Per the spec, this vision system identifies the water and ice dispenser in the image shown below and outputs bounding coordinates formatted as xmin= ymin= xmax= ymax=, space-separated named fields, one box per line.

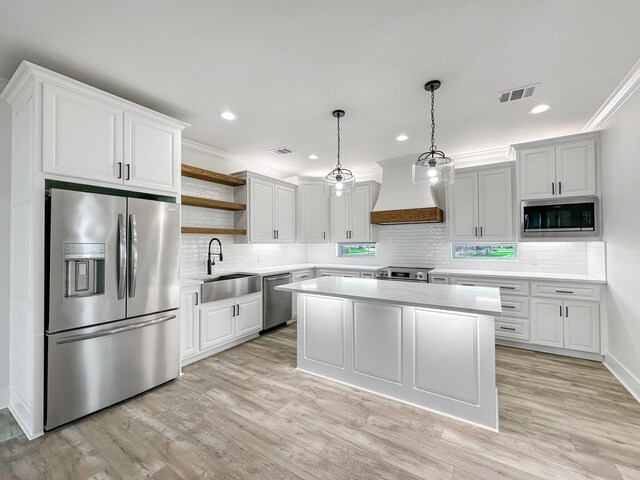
xmin=64 ymin=243 xmax=106 ymax=297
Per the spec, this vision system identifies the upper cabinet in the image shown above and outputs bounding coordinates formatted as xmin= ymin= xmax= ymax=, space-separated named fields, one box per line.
xmin=36 ymin=64 xmax=189 ymax=194
xmin=329 ymin=182 xmax=380 ymax=243
xmin=447 ymin=165 xmax=514 ymax=242
xmin=233 ymin=172 xmax=297 ymax=243
xmin=514 ymin=133 xmax=598 ymax=200
xmin=298 ymin=178 xmax=328 ymax=243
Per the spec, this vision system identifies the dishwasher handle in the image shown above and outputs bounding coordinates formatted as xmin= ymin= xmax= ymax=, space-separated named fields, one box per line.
xmin=265 ymin=274 xmax=292 ymax=282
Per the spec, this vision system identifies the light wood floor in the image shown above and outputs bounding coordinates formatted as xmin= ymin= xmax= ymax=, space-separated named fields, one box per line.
xmin=1 ymin=324 xmax=640 ymax=479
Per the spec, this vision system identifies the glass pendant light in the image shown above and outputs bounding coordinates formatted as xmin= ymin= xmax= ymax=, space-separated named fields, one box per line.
xmin=324 ymin=109 xmax=355 ymax=197
xmin=412 ymin=80 xmax=454 ymax=187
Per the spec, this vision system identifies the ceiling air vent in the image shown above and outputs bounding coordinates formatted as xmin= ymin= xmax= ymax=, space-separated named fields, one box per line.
xmin=269 ymin=146 xmax=294 ymax=156
xmin=498 ymin=83 xmax=539 ymax=103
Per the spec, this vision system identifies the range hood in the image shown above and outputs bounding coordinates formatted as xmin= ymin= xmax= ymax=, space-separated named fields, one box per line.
xmin=371 ymin=156 xmax=445 ymax=224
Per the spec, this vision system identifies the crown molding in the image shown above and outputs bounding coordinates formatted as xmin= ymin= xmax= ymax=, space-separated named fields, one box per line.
xmin=352 ymin=165 xmax=383 ymax=182
xmin=451 ymin=147 xmax=511 ymax=166
xmin=582 ymin=57 xmax=640 ymax=132
xmin=182 ymin=138 xmax=290 ymax=178
xmin=0 ymin=77 xmax=9 ymax=96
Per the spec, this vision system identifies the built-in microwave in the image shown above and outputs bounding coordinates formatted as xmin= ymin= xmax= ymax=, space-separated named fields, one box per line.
xmin=521 ymin=196 xmax=599 ymax=238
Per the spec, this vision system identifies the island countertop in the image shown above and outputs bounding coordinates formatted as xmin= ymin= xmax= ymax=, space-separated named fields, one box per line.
xmin=277 ymin=276 xmax=502 ymax=316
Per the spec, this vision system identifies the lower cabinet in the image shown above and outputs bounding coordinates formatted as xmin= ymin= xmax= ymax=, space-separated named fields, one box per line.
xmin=531 ymin=298 xmax=600 ymax=353
xmin=180 ymin=289 xmax=262 ymax=365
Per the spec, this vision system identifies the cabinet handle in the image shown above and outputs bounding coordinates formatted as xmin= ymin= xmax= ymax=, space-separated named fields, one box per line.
xmin=559 ymin=181 xmax=562 ymax=195
xmin=475 ymin=227 xmax=478 ymax=237
xmin=323 ymin=231 xmax=326 ymax=240
xmin=126 ymin=164 xmax=131 ymax=181
xmin=462 ymin=283 xmax=475 ymax=287
xmin=552 ymin=182 xmax=555 ymax=195
xmin=501 ymin=286 xmax=516 ymax=290
xmin=117 ymin=162 xmax=122 ymax=179
xmin=432 ymin=277 xmax=445 ymax=281
xmin=559 ymin=305 xmax=563 ymax=317
xmin=500 ymin=326 xmax=516 ymax=331
xmin=273 ymin=230 xmax=276 ymax=239
xmin=346 ymin=230 xmax=349 ymax=239
xmin=237 ymin=304 xmax=240 ymax=316
xmin=480 ymin=226 xmax=483 ymax=237
xmin=555 ymin=290 xmax=574 ymax=294
xmin=232 ymin=305 xmax=235 ymax=317
xmin=502 ymin=305 xmax=516 ymax=309
xmin=275 ymin=230 xmax=278 ymax=239
xmin=195 ymin=292 xmax=198 ymax=305
xmin=565 ymin=306 xmax=569 ymax=317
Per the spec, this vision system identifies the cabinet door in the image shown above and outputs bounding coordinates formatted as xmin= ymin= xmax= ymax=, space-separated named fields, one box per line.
xmin=555 ymin=140 xmax=596 ymax=197
xmin=200 ymin=300 xmax=235 ymax=350
xmin=519 ymin=146 xmax=556 ymax=199
xmin=42 ymin=83 xmax=123 ymax=184
xmin=180 ymin=287 xmax=199 ymax=360
xmin=235 ymin=296 xmax=262 ymax=337
xmin=350 ymin=186 xmax=371 ymax=242
xmin=275 ymin=184 xmax=296 ymax=242
xmin=447 ymin=171 xmax=478 ymax=241
xmin=124 ymin=112 xmax=180 ymax=193
xmin=330 ymin=194 xmax=350 ymax=242
xmin=563 ymin=300 xmax=600 ymax=353
xmin=249 ymin=178 xmax=276 ymax=242
xmin=299 ymin=182 xmax=328 ymax=242
xmin=531 ymin=298 xmax=564 ymax=347
xmin=478 ymin=167 xmax=514 ymax=241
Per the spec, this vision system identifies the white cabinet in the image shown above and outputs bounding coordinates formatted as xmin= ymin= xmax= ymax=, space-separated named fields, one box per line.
xmin=179 ymin=285 xmax=200 ymax=359
xmin=447 ymin=166 xmax=514 ymax=242
xmin=298 ymin=179 xmax=328 ymax=242
xmin=234 ymin=295 xmax=262 ymax=336
xmin=200 ymin=299 xmax=235 ymax=350
xmin=123 ymin=112 xmax=180 ymax=192
xmin=41 ymin=76 xmax=187 ymax=194
xmin=516 ymin=134 xmax=597 ymax=200
xmin=329 ymin=182 xmax=379 ymax=243
xmin=531 ymin=297 xmax=600 ymax=353
xmin=235 ymin=173 xmax=297 ymax=243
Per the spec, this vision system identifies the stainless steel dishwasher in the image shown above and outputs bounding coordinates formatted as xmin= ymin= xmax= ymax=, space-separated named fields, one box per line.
xmin=263 ymin=273 xmax=292 ymax=330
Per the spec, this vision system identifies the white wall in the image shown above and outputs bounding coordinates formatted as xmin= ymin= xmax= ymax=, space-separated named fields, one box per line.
xmin=600 ymin=84 xmax=640 ymax=400
xmin=0 ymin=97 xmax=11 ymax=408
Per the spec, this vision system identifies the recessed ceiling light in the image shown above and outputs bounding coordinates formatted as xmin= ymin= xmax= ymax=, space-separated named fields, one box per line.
xmin=308 ymin=154 xmax=318 ymax=160
xmin=219 ymin=111 xmax=237 ymax=120
xmin=396 ymin=134 xmax=409 ymax=142
xmin=529 ymin=104 xmax=550 ymax=114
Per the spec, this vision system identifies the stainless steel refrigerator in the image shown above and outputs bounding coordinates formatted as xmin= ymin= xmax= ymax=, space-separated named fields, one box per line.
xmin=45 ymin=187 xmax=181 ymax=430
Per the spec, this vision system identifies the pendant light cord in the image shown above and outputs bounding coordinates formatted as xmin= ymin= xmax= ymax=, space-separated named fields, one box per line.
xmin=430 ymin=87 xmax=437 ymax=153
xmin=336 ymin=114 xmax=341 ymax=169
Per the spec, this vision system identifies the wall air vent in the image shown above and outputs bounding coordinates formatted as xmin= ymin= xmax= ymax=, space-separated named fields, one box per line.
xmin=498 ymin=83 xmax=539 ymax=103
xmin=269 ymin=147 xmax=294 ymax=156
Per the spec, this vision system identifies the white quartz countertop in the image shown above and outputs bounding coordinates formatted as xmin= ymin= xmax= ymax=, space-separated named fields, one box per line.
xmin=429 ymin=268 xmax=607 ymax=284
xmin=277 ymin=277 xmax=502 ymax=316
xmin=181 ymin=263 xmax=386 ymax=286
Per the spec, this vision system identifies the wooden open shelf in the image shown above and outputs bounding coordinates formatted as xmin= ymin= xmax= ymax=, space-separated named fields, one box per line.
xmin=181 ymin=227 xmax=246 ymax=235
xmin=181 ymin=164 xmax=246 ymax=187
xmin=181 ymin=195 xmax=246 ymax=211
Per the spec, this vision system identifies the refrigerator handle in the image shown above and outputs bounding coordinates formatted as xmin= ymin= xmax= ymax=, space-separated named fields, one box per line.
xmin=129 ymin=213 xmax=138 ymax=298
xmin=56 ymin=314 xmax=176 ymax=344
xmin=117 ymin=214 xmax=127 ymax=299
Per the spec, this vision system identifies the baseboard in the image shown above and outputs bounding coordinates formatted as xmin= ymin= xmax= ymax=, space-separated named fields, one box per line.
xmin=604 ymin=353 xmax=640 ymax=404
xmin=0 ymin=386 xmax=8 ymax=409
xmin=496 ymin=339 xmax=604 ymax=361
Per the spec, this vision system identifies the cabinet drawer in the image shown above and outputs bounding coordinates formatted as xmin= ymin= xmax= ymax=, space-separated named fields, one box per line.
xmin=500 ymin=295 xmax=529 ymax=318
xmin=453 ymin=277 xmax=530 ymax=296
xmin=293 ymin=270 xmax=314 ymax=281
xmin=495 ymin=320 xmax=530 ymax=342
xmin=531 ymin=282 xmax=601 ymax=301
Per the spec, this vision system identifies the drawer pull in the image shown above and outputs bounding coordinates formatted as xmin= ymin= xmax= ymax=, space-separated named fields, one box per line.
xmin=462 ymin=283 xmax=475 ymax=287
xmin=502 ymin=305 xmax=516 ymax=309
xmin=555 ymin=290 xmax=574 ymax=294
xmin=500 ymin=326 xmax=516 ymax=331
xmin=432 ymin=277 xmax=445 ymax=281
xmin=500 ymin=286 xmax=516 ymax=290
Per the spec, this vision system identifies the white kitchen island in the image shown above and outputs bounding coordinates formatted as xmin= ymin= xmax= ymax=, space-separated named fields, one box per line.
xmin=277 ymin=277 xmax=503 ymax=430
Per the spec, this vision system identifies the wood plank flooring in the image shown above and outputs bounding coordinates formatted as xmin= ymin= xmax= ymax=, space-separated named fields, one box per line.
xmin=1 ymin=323 xmax=640 ymax=479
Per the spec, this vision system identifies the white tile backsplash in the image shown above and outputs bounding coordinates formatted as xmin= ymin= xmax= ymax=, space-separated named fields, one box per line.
xmin=179 ymin=176 xmax=606 ymax=278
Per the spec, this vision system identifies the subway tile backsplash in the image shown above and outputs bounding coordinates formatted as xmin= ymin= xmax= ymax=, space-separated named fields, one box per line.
xmin=180 ymin=177 xmax=606 ymax=277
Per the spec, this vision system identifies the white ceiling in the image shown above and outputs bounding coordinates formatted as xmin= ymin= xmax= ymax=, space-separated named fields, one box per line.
xmin=1 ymin=1 xmax=639 ymax=177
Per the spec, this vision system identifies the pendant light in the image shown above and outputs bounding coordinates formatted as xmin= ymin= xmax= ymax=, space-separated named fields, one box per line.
xmin=324 ymin=109 xmax=355 ymax=197
xmin=412 ymin=80 xmax=454 ymax=187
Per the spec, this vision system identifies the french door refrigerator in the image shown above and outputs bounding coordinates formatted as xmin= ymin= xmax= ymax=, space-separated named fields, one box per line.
xmin=45 ymin=187 xmax=180 ymax=430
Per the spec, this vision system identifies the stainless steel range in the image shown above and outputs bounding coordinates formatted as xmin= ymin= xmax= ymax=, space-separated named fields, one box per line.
xmin=375 ymin=266 xmax=434 ymax=282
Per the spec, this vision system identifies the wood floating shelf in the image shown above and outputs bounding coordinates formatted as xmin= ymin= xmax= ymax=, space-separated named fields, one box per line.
xmin=181 ymin=195 xmax=246 ymax=211
xmin=181 ymin=227 xmax=246 ymax=235
xmin=181 ymin=164 xmax=246 ymax=187
xmin=370 ymin=207 xmax=444 ymax=225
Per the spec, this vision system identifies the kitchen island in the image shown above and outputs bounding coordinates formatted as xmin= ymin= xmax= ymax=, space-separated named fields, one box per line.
xmin=277 ymin=276 xmax=502 ymax=430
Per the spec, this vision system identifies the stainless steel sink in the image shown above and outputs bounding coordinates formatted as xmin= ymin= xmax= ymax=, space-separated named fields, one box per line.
xmin=195 ymin=273 xmax=261 ymax=303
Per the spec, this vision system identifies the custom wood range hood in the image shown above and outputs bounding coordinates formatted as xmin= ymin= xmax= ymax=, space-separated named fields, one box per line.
xmin=371 ymin=156 xmax=445 ymax=225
